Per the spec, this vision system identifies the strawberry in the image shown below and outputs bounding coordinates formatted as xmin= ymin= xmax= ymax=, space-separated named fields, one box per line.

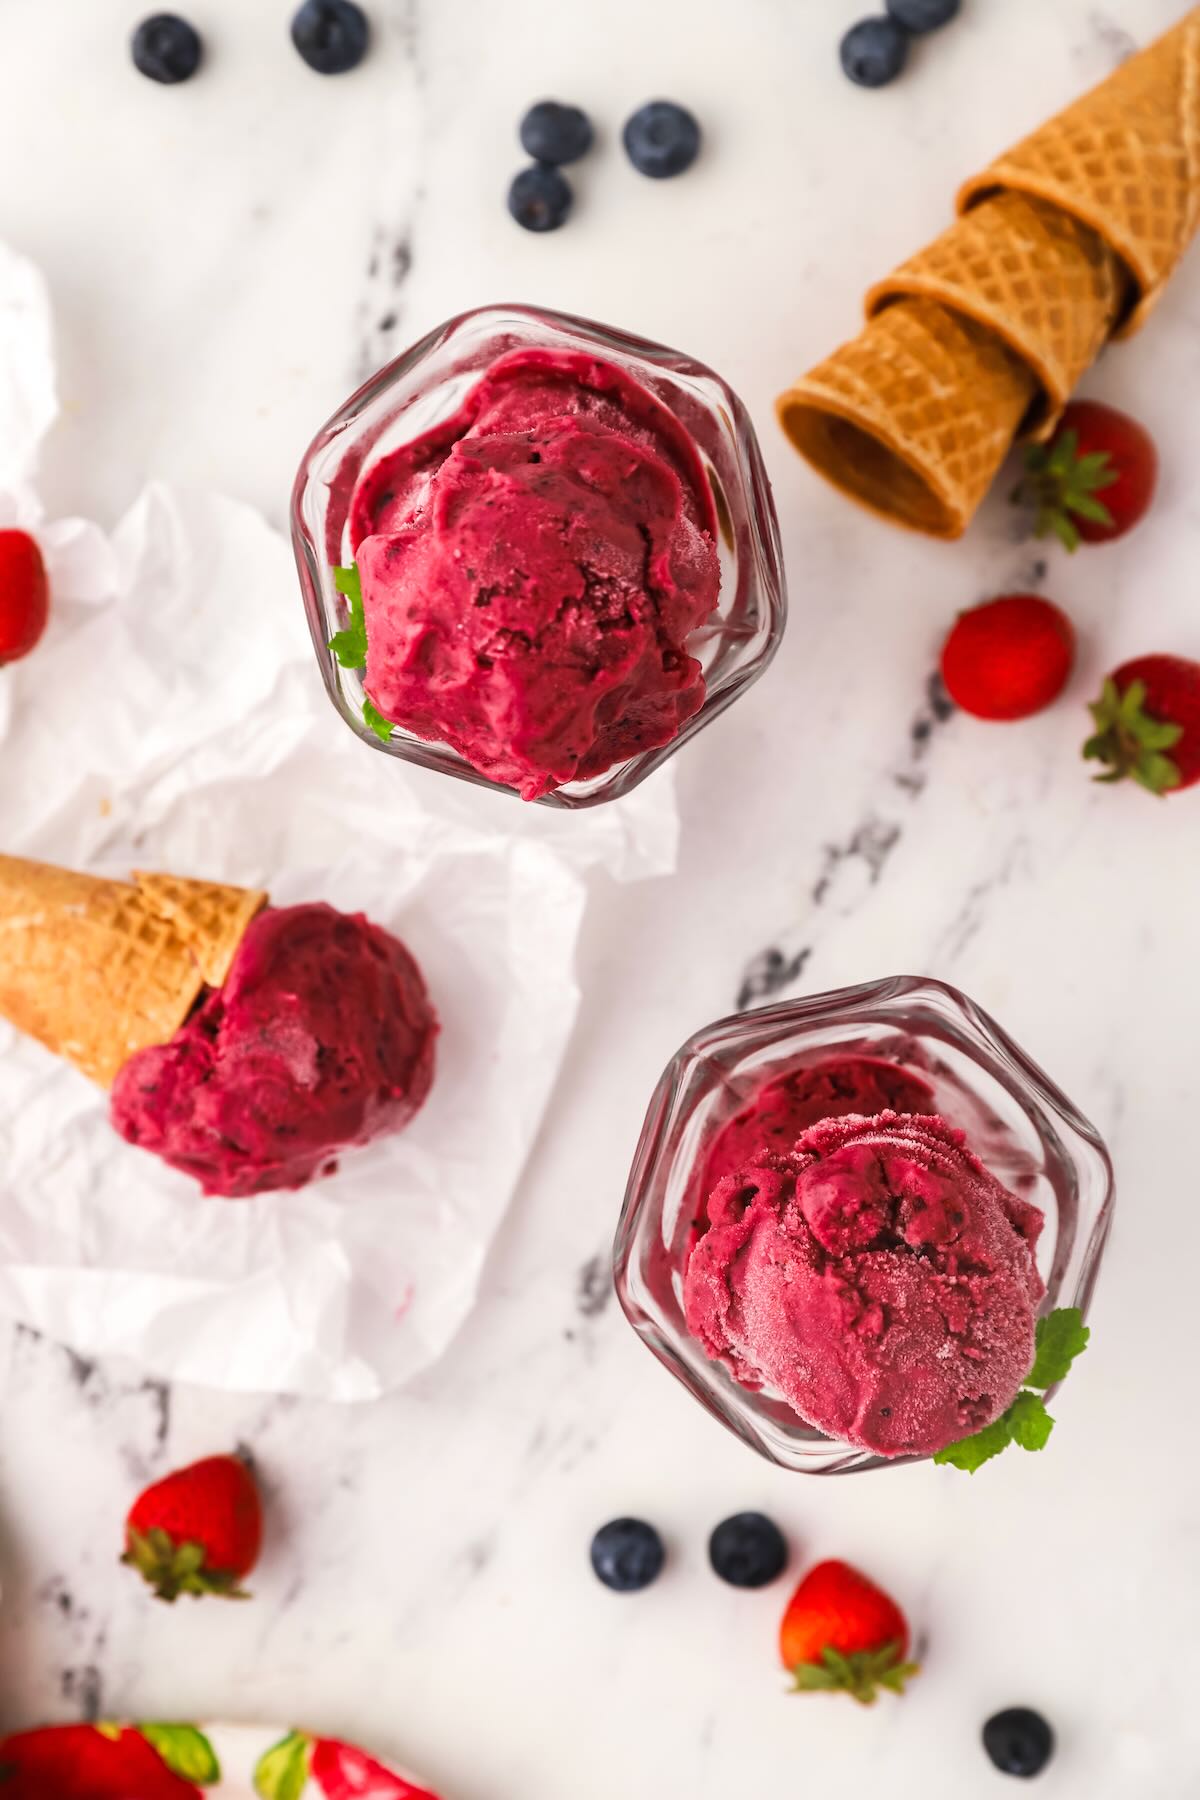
xmin=940 ymin=594 xmax=1075 ymax=721
xmin=0 ymin=529 xmax=49 ymax=663
xmin=312 ymin=1738 xmax=442 ymax=1798
xmin=1084 ymin=655 xmax=1200 ymax=796
xmin=0 ymin=1725 xmax=204 ymax=1797
xmin=123 ymin=1452 xmax=263 ymax=1602
xmin=1014 ymin=400 xmax=1158 ymax=550
xmin=779 ymin=1559 xmax=919 ymax=1705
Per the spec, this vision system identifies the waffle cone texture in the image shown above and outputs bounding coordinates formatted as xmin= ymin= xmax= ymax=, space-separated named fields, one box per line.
xmin=778 ymin=7 xmax=1200 ymax=538
xmin=0 ymin=855 xmax=267 ymax=1087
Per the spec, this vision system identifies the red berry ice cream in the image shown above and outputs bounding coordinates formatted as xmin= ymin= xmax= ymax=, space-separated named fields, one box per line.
xmin=348 ymin=348 xmax=722 ymax=800
xmin=111 ymin=904 xmax=437 ymax=1198
xmin=684 ymin=1111 xmax=1045 ymax=1458
xmin=698 ymin=1055 xmax=937 ymax=1200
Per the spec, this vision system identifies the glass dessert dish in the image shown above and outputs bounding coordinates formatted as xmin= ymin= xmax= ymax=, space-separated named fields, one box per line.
xmin=614 ymin=976 xmax=1115 ymax=1475
xmin=291 ymin=303 xmax=786 ymax=809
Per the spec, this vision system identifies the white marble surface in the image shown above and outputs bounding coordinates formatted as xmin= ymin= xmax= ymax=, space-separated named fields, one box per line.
xmin=1 ymin=0 xmax=1200 ymax=1793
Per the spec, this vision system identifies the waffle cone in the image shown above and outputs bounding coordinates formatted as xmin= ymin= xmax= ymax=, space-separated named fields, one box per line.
xmin=132 ymin=872 xmax=266 ymax=989
xmin=777 ymin=298 xmax=1037 ymax=540
xmin=867 ymin=192 xmax=1126 ymax=431
xmin=778 ymin=7 xmax=1200 ymax=535
xmin=0 ymin=856 xmax=266 ymax=1087
xmin=960 ymin=8 xmax=1200 ymax=335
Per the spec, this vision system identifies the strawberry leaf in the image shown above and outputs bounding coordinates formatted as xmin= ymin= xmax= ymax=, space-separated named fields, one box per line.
xmin=1026 ymin=1307 xmax=1090 ymax=1388
xmin=1083 ymin=676 xmax=1184 ymax=794
xmin=254 ymin=1731 xmax=312 ymax=1800
xmin=122 ymin=1527 xmax=250 ymax=1602
xmin=791 ymin=1641 xmax=918 ymax=1705
xmin=329 ymin=564 xmax=368 ymax=670
xmin=1014 ymin=429 xmax=1119 ymax=550
xmin=139 ymin=1724 xmax=222 ymax=1783
xmin=1007 ymin=1390 xmax=1055 ymax=1452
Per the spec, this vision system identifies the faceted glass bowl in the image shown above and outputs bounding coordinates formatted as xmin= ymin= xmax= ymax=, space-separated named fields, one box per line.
xmin=613 ymin=976 xmax=1115 ymax=1475
xmin=291 ymin=303 xmax=787 ymax=810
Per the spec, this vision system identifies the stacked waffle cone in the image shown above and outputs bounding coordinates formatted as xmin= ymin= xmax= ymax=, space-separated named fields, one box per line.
xmin=778 ymin=7 xmax=1200 ymax=538
xmin=0 ymin=855 xmax=266 ymax=1088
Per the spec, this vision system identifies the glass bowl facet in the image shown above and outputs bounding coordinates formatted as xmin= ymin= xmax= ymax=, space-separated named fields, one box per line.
xmin=613 ymin=976 xmax=1115 ymax=1475
xmin=292 ymin=303 xmax=787 ymax=810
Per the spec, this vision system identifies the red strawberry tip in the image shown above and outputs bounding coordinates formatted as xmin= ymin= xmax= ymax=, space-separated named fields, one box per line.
xmin=1083 ymin=677 xmax=1184 ymax=796
xmin=790 ymin=1639 xmax=920 ymax=1705
xmin=122 ymin=1525 xmax=252 ymax=1603
xmin=1012 ymin=428 xmax=1119 ymax=553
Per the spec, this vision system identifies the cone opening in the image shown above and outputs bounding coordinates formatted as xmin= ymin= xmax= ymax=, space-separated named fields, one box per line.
xmin=777 ymin=396 xmax=961 ymax=539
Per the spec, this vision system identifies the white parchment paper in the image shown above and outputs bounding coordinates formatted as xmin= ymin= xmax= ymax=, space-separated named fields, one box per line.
xmin=0 ymin=241 xmax=677 ymax=1398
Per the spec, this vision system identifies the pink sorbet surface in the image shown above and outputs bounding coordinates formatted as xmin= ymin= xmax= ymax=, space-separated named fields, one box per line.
xmin=683 ymin=1111 xmax=1045 ymax=1458
xmin=110 ymin=903 xmax=438 ymax=1198
xmin=698 ymin=1055 xmax=937 ymax=1202
xmin=349 ymin=348 xmax=722 ymax=800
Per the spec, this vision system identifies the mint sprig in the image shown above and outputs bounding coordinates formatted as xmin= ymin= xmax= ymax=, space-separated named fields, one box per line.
xmin=328 ymin=563 xmax=368 ymax=670
xmin=327 ymin=563 xmax=396 ymax=746
xmin=933 ymin=1307 xmax=1090 ymax=1474
xmin=362 ymin=698 xmax=394 ymax=743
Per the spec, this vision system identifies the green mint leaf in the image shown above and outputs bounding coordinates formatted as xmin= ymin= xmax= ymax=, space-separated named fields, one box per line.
xmin=254 ymin=1731 xmax=312 ymax=1800
xmin=362 ymin=699 xmax=394 ymax=743
xmin=328 ymin=563 xmax=368 ymax=670
xmin=1007 ymin=1390 xmax=1055 ymax=1452
xmin=333 ymin=563 xmax=362 ymax=603
xmin=139 ymin=1725 xmax=221 ymax=1784
xmin=1027 ymin=1307 xmax=1091 ymax=1388
xmin=933 ymin=1411 xmax=1015 ymax=1473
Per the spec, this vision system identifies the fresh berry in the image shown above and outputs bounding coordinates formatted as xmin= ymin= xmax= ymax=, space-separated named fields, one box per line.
xmin=312 ymin=1738 xmax=440 ymax=1798
xmin=708 ymin=1512 xmax=789 ymax=1589
xmin=940 ymin=594 xmax=1075 ymax=722
xmin=508 ymin=164 xmax=573 ymax=233
xmin=779 ymin=1559 xmax=919 ymax=1704
xmin=886 ymin=0 xmax=960 ymax=30
xmin=520 ymin=101 xmax=594 ymax=167
xmin=840 ymin=18 xmax=909 ymax=87
xmin=1014 ymin=400 xmax=1158 ymax=550
xmin=590 ymin=1518 xmax=665 ymax=1592
xmin=1084 ymin=655 xmax=1200 ymax=796
xmin=0 ymin=1726 xmax=204 ymax=1798
xmin=622 ymin=102 xmax=702 ymax=179
xmin=291 ymin=0 xmax=370 ymax=76
xmin=982 ymin=1708 xmax=1056 ymax=1779
xmin=0 ymin=529 xmax=49 ymax=664
xmin=131 ymin=14 xmax=203 ymax=84
xmin=123 ymin=1452 xmax=263 ymax=1602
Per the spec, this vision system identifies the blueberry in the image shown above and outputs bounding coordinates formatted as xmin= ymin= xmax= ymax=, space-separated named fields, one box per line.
xmin=291 ymin=0 xmax=370 ymax=75
xmin=622 ymin=101 xmax=701 ymax=180
xmin=590 ymin=1519 xmax=665 ymax=1593
xmin=887 ymin=0 xmax=961 ymax=28
xmin=131 ymin=14 xmax=203 ymax=85
xmin=840 ymin=17 xmax=910 ymax=87
xmin=982 ymin=1709 xmax=1055 ymax=1779
xmin=507 ymin=165 xmax=573 ymax=233
xmin=708 ymin=1513 xmax=788 ymax=1590
xmin=520 ymin=101 xmax=594 ymax=167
